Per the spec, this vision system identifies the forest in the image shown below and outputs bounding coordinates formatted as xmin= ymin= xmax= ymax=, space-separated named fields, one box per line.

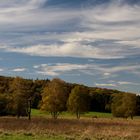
xmin=0 ymin=75 xmax=140 ymax=119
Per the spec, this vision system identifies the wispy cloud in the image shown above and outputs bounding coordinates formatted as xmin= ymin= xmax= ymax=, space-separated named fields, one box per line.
xmin=0 ymin=1 xmax=140 ymax=60
xmin=3 ymin=43 xmax=129 ymax=59
xmin=117 ymin=81 xmax=140 ymax=86
xmin=33 ymin=62 xmax=140 ymax=77
xmin=0 ymin=68 xmax=4 ymax=72
xmin=33 ymin=63 xmax=92 ymax=76
xmin=12 ymin=68 xmax=27 ymax=72
xmin=95 ymin=81 xmax=140 ymax=88
xmin=95 ymin=83 xmax=117 ymax=87
xmin=97 ymin=64 xmax=140 ymax=76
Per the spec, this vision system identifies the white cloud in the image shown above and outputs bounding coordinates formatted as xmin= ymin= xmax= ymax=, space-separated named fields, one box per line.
xmin=3 ymin=32 xmax=140 ymax=59
xmin=117 ymin=81 xmax=140 ymax=86
xmin=84 ymin=4 xmax=140 ymax=23
xmin=118 ymin=39 xmax=140 ymax=48
xmin=4 ymin=43 xmax=128 ymax=59
xmin=95 ymin=83 xmax=117 ymax=87
xmin=12 ymin=68 xmax=27 ymax=72
xmin=33 ymin=62 xmax=140 ymax=77
xmin=0 ymin=45 xmax=7 ymax=49
xmin=97 ymin=64 xmax=140 ymax=75
xmin=0 ymin=68 xmax=4 ymax=72
xmin=103 ymin=73 xmax=111 ymax=76
xmin=34 ymin=63 xmax=92 ymax=76
xmin=95 ymin=80 xmax=140 ymax=88
xmin=0 ymin=1 xmax=140 ymax=60
xmin=0 ymin=0 xmax=81 ymax=31
xmin=0 ymin=0 xmax=46 ymax=12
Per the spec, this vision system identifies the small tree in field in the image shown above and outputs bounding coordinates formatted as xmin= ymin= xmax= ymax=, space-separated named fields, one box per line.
xmin=41 ymin=78 xmax=69 ymax=119
xmin=111 ymin=93 xmax=137 ymax=119
xmin=67 ymin=85 xmax=89 ymax=119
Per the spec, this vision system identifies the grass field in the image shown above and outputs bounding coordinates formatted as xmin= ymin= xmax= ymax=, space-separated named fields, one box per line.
xmin=0 ymin=117 xmax=139 ymax=139
xmin=31 ymin=109 xmax=113 ymax=118
xmin=0 ymin=110 xmax=139 ymax=140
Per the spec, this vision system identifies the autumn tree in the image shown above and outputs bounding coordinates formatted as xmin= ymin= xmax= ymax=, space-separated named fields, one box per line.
xmin=11 ymin=77 xmax=34 ymax=119
xmin=0 ymin=76 xmax=13 ymax=94
xmin=41 ymin=78 xmax=69 ymax=119
xmin=67 ymin=85 xmax=90 ymax=119
xmin=111 ymin=93 xmax=137 ymax=119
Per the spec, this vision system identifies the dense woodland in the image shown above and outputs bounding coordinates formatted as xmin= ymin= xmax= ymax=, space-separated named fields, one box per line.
xmin=0 ymin=75 xmax=140 ymax=119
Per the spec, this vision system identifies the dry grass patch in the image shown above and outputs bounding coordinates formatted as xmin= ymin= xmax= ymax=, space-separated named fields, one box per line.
xmin=0 ymin=117 xmax=139 ymax=139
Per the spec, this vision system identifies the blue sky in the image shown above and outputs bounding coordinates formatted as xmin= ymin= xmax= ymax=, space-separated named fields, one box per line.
xmin=0 ymin=0 xmax=140 ymax=93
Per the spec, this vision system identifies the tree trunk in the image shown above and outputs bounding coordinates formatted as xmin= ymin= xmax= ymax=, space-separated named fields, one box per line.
xmin=131 ymin=114 xmax=133 ymax=120
xmin=76 ymin=111 xmax=80 ymax=119
xmin=28 ymin=112 xmax=31 ymax=120
xmin=27 ymin=99 xmax=32 ymax=120
xmin=52 ymin=112 xmax=58 ymax=119
xmin=17 ymin=113 xmax=20 ymax=119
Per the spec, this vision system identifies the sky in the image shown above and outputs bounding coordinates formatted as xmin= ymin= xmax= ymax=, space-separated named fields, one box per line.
xmin=0 ymin=0 xmax=140 ymax=94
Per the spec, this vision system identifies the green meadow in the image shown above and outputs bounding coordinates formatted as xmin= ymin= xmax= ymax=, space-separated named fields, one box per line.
xmin=31 ymin=109 xmax=113 ymax=118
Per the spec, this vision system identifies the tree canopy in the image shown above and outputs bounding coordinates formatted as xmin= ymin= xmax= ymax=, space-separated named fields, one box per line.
xmin=67 ymin=85 xmax=90 ymax=119
xmin=41 ymin=78 xmax=69 ymax=119
xmin=111 ymin=93 xmax=137 ymax=119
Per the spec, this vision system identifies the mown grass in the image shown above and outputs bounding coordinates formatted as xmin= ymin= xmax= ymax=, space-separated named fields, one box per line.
xmin=83 ymin=111 xmax=112 ymax=118
xmin=31 ymin=109 xmax=140 ymax=119
xmin=31 ymin=109 xmax=50 ymax=117
xmin=31 ymin=109 xmax=113 ymax=119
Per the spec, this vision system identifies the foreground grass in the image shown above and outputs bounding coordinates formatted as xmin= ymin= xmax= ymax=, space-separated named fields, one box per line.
xmin=0 ymin=116 xmax=140 ymax=140
xmin=0 ymin=134 xmax=64 ymax=140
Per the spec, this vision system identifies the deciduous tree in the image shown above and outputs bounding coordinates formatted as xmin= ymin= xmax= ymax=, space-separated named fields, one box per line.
xmin=67 ymin=85 xmax=89 ymax=119
xmin=111 ymin=93 xmax=137 ymax=119
xmin=11 ymin=77 xmax=33 ymax=118
xmin=41 ymin=78 xmax=69 ymax=119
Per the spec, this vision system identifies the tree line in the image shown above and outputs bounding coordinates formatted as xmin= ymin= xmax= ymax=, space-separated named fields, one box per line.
xmin=0 ymin=76 xmax=140 ymax=119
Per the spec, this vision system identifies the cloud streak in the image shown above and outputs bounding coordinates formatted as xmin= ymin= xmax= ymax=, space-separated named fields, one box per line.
xmin=12 ymin=68 xmax=27 ymax=72
xmin=0 ymin=68 xmax=4 ymax=72
xmin=33 ymin=63 xmax=92 ymax=76
xmin=95 ymin=80 xmax=140 ymax=88
xmin=3 ymin=43 xmax=131 ymax=59
xmin=33 ymin=62 xmax=140 ymax=77
xmin=95 ymin=83 xmax=117 ymax=87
